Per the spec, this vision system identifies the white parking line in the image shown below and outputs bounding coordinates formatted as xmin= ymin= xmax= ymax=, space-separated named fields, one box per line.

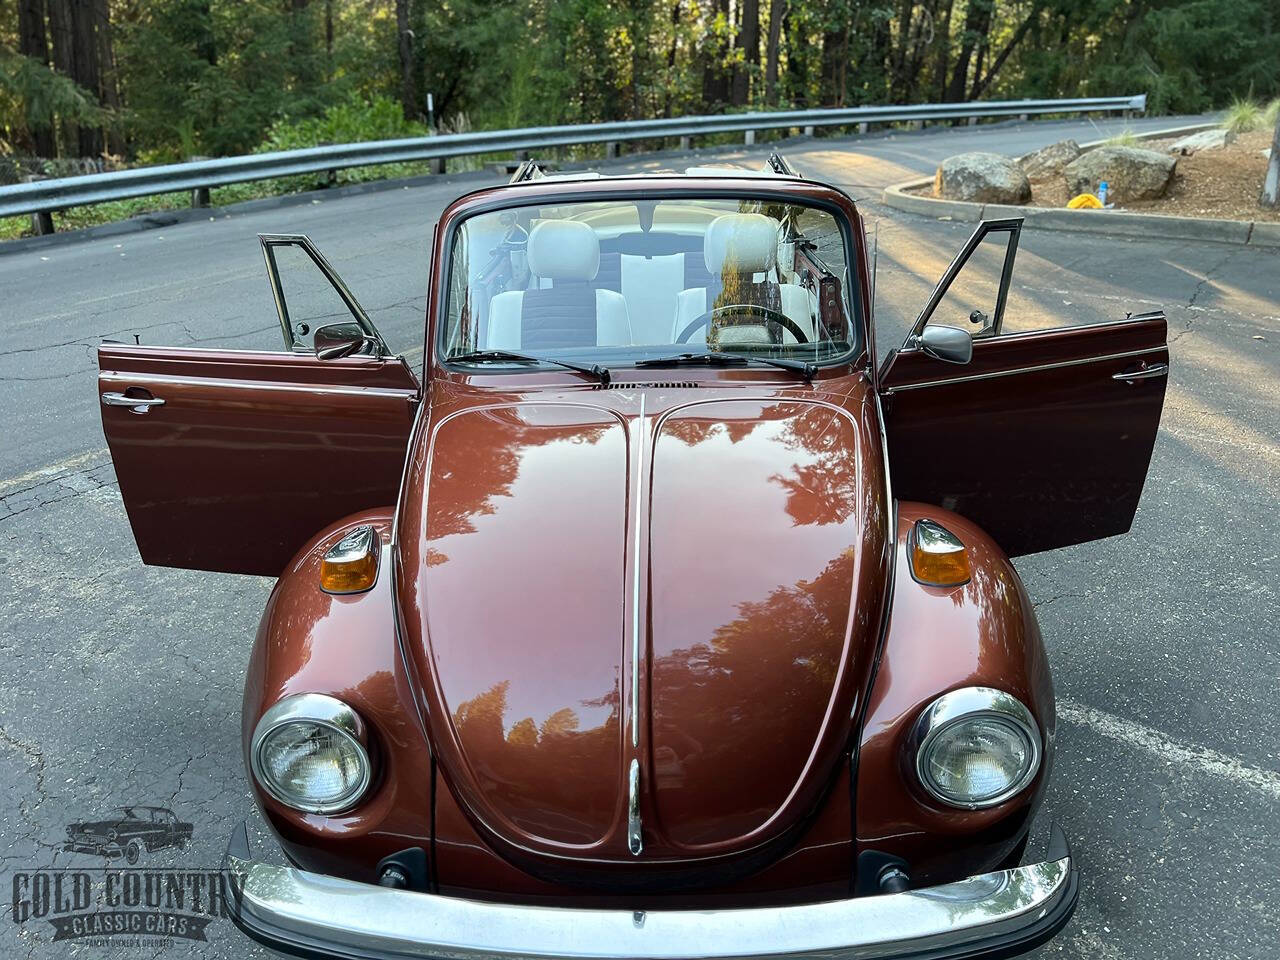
xmin=1059 ymin=698 xmax=1280 ymax=801
xmin=0 ymin=448 xmax=109 ymax=496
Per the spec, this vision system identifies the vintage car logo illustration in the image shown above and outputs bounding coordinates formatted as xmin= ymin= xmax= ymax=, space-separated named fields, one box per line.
xmin=61 ymin=805 xmax=193 ymax=865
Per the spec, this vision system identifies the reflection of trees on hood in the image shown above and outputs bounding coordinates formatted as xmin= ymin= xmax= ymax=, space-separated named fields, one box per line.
xmin=427 ymin=417 xmax=611 ymax=541
xmin=771 ymin=404 xmax=860 ymax=527
xmin=450 ymin=678 xmax=619 ymax=845
xmin=659 ymin=417 xmax=764 ymax=447
xmin=427 ymin=432 xmax=520 ymax=540
xmin=650 ymin=548 xmax=855 ymax=838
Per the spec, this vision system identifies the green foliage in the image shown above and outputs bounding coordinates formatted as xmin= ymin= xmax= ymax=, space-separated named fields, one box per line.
xmin=0 ymin=49 xmax=111 ymax=155
xmin=259 ymin=94 xmax=428 ymax=153
xmin=1104 ymin=129 xmax=1139 ymax=146
xmin=1224 ymin=97 xmax=1264 ymax=133
xmin=1262 ymin=99 xmax=1280 ymax=130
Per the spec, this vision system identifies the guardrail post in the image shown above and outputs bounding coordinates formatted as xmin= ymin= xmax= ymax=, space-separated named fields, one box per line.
xmin=605 ymin=142 xmax=618 ymax=159
xmin=31 ymin=210 xmax=55 ymax=235
xmin=517 ymin=149 xmax=530 ymax=161
xmin=744 ymin=130 xmax=756 ymax=145
xmin=968 ymin=116 xmax=978 ymax=126
xmin=430 ymin=158 xmax=445 ymax=174
xmin=1018 ymin=113 xmax=1029 ymax=122
xmin=191 ymin=186 xmax=211 ymax=208
xmin=803 ymin=125 xmax=815 ymax=137
xmin=857 ymin=121 xmax=869 ymax=135
xmin=679 ymin=136 xmax=691 ymax=150
xmin=908 ymin=120 xmax=923 ymax=130
xmin=20 ymin=175 xmax=55 ymax=235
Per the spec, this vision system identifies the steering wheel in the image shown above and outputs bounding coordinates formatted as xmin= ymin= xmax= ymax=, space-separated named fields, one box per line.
xmin=676 ymin=304 xmax=810 ymax=345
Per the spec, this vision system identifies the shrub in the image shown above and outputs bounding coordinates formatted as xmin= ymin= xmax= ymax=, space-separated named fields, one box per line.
xmin=1104 ymin=129 xmax=1139 ymax=146
xmin=1223 ymin=97 xmax=1264 ymax=133
xmin=1264 ymin=99 xmax=1280 ymax=129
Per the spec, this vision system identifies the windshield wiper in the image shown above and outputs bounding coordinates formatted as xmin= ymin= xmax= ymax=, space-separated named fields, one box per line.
xmin=634 ymin=351 xmax=815 ymax=382
xmin=449 ymin=350 xmax=611 ymax=385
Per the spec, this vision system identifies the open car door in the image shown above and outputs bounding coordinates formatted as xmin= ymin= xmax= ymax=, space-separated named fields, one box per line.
xmin=879 ymin=219 xmax=1168 ymax=557
xmin=99 ymin=235 xmax=420 ymax=576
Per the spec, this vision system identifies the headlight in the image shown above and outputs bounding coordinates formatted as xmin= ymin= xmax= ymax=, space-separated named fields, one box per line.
xmin=912 ymin=687 xmax=1041 ymax=809
xmin=250 ymin=694 xmax=372 ymax=814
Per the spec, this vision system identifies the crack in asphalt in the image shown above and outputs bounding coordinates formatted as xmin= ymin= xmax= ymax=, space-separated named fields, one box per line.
xmin=0 ymin=463 xmax=116 ymax=523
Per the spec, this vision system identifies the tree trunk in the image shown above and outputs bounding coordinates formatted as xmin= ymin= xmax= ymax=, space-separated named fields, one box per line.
xmin=820 ymin=22 xmax=849 ymax=108
xmin=968 ymin=4 xmax=1040 ymax=100
xmin=944 ymin=0 xmax=992 ymax=102
xmin=94 ymin=0 xmax=124 ymax=155
xmin=18 ymin=0 xmax=58 ymax=157
xmin=701 ymin=0 xmax=731 ymax=110
xmin=764 ymin=0 xmax=785 ymax=105
xmin=324 ymin=0 xmax=334 ymax=77
xmin=933 ymin=0 xmax=953 ymax=102
xmin=1261 ymin=112 xmax=1280 ymax=208
xmin=396 ymin=0 xmax=420 ymax=121
xmin=732 ymin=0 xmax=760 ymax=106
xmin=68 ymin=0 xmax=103 ymax=156
xmin=46 ymin=0 xmax=78 ymax=154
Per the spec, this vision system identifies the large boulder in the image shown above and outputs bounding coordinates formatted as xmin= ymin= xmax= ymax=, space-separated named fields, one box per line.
xmin=1019 ymin=139 xmax=1081 ymax=179
xmin=1063 ymin=146 xmax=1176 ymax=203
xmin=933 ymin=153 xmax=1031 ymax=204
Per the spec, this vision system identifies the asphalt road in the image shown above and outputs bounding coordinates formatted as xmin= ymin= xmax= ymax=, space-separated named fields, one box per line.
xmin=2 ymin=112 xmax=1278 ymax=959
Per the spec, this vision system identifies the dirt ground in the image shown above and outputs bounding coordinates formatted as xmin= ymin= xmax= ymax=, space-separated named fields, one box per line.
xmin=1035 ymin=129 xmax=1280 ymax=221
xmin=913 ymin=129 xmax=1280 ymax=222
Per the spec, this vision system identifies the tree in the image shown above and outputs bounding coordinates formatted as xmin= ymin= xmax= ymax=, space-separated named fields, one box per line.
xmin=944 ymin=0 xmax=994 ymax=102
xmin=395 ymin=0 xmax=420 ymax=121
xmin=731 ymin=0 xmax=760 ymax=106
xmin=763 ymin=0 xmax=785 ymax=105
xmin=1262 ymin=110 xmax=1280 ymax=209
xmin=16 ymin=0 xmax=55 ymax=156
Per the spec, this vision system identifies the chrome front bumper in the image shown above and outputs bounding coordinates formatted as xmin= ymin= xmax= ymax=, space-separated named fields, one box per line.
xmin=224 ymin=823 xmax=1077 ymax=960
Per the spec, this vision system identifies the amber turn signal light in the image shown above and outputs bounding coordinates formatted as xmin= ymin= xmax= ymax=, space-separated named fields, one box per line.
xmin=320 ymin=525 xmax=380 ymax=594
xmin=909 ymin=519 xmax=970 ymax=587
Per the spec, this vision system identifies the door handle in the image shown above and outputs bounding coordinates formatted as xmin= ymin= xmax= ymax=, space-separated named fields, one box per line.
xmin=1112 ymin=363 xmax=1168 ymax=383
xmin=101 ymin=391 xmax=165 ymax=413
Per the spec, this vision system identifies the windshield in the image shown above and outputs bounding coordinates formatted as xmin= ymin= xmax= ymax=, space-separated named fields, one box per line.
xmin=440 ymin=196 xmax=858 ymax=369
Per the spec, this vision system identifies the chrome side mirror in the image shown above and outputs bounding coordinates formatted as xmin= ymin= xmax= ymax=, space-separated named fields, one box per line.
xmin=919 ymin=324 xmax=973 ymax=364
xmin=314 ymin=322 xmax=369 ymax=361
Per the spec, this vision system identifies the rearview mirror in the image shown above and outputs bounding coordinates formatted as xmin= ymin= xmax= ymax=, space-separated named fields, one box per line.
xmin=919 ymin=325 xmax=973 ymax=364
xmin=314 ymin=322 xmax=369 ymax=361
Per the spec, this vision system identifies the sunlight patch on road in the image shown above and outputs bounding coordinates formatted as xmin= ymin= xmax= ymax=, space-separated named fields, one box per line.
xmin=0 ymin=448 xmax=108 ymax=496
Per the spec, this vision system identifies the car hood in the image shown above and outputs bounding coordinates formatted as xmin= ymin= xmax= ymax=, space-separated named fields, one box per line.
xmin=395 ymin=384 xmax=890 ymax=878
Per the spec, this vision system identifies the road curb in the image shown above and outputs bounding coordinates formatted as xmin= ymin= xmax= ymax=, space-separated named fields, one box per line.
xmin=881 ymin=122 xmax=1280 ymax=247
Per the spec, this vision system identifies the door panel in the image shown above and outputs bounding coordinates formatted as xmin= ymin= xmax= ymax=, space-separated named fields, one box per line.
xmin=881 ymin=314 xmax=1168 ymax=557
xmin=99 ymin=344 xmax=419 ymax=576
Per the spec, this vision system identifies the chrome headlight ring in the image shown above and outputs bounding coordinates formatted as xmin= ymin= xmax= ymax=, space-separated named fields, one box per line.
xmin=250 ymin=693 xmax=373 ymax=815
xmin=911 ymin=686 xmax=1042 ymax=810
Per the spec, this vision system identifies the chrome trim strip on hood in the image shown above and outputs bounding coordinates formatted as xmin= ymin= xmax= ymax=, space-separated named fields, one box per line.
xmin=631 ymin=393 xmax=646 ymax=748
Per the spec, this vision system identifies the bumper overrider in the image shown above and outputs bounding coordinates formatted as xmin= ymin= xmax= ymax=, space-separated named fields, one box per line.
xmin=223 ymin=823 xmax=1078 ymax=960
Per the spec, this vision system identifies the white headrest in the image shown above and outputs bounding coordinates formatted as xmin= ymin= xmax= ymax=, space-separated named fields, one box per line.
xmin=527 ymin=220 xmax=600 ymax=281
xmin=703 ymin=214 xmax=779 ymax=274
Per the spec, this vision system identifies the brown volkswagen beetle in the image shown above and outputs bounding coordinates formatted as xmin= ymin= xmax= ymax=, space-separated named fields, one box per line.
xmin=98 ymin=156 xmax=1168 ymax=959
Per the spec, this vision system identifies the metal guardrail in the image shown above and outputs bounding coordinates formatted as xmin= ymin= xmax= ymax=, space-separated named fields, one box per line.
xmin=1 ymin=94 xmax=1146 ymax=227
